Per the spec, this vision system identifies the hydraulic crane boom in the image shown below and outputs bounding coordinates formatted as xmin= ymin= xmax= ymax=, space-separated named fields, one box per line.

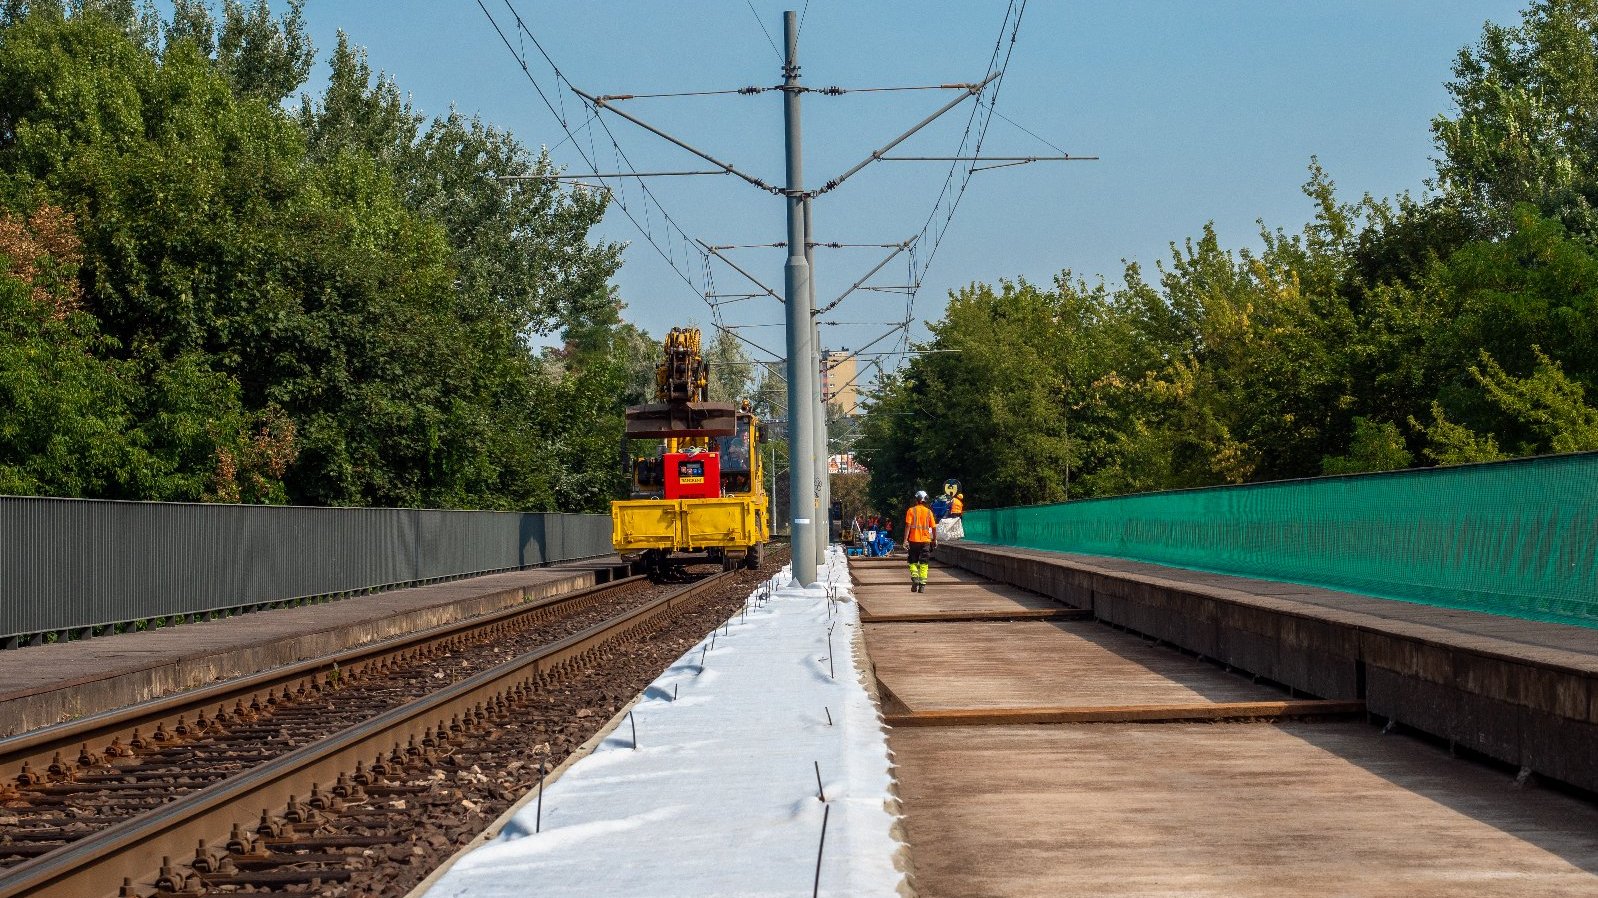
xmin=623 ymin=328 xmax=738 ymax=441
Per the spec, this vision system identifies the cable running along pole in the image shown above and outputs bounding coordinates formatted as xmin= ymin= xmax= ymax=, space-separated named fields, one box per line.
xmin=807 ymin=195 xmax=829 ymax=569
xmin=782 ymin=10 xmax=819 ymax=586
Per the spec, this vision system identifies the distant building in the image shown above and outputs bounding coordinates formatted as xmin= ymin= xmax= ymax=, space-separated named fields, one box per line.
xmin=829 ymin=453 xmax=866 ymax=474
xmin=820 ymin=350 xmax=859 ymax=416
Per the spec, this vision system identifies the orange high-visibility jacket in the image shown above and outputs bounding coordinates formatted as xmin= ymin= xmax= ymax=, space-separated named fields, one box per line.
xmin=905 ymin=504 xmax=936 ymax=543
xmin=951 ymin=496 xmax=965 ymax=515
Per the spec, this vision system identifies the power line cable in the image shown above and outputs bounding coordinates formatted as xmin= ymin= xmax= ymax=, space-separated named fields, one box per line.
xmin=991 ymin=107 xmax=1068 ymax=156
xmin=482 ymin=0 xmax=781 ymax=360
xmin=493 ymin=0 xmax=749 ymax=329
xmin=746 ymin=0 xmax=785 ymax=64
xmin=889 ymin=0 xmax=1029 ymax=375
xmin=596 ymin=87 xmax=776 ymax=100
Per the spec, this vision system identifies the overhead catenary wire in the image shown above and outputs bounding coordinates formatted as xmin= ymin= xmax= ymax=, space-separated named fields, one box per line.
xmin=481 ymin=0 xmax=788 ymax=361
xmin=490 ymin=3 xmax=726 ymax=288
xmin=481 ymin=1 xmax=1045 ymax=396
xmin=888 ymin=0 xmax=1031 ymax=376
xmin=746 ymin=0 xmax=786 ymax=64
xmin=808 ymin=82 xmax=991 ymax=94
xmin=772 ymin=3 xmax=1035 ymax=384
xmin=991 ymin=107 xmax=1071 ymax=156
xmin=782 ymin=14 xmax=1031 ymax=390
xmin=594 ymin=86 xmax=776 ymax=100
xmin=545 ymin=108 xmax=598 ymax=154
xmin=586 ymin=84 xmax=995 ymax=99
xmin=705 ymin=241 xmax=914 ymax=250
xmin=480 ymin=0 xmax=709 ymax=307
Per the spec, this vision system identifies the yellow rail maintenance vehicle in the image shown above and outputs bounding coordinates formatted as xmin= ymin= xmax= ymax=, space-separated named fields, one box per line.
xmin=612 ymin=327 xmax=771 ymax=580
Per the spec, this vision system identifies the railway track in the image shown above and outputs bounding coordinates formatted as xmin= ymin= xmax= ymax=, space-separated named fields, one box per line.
xmin=0 ymin=567 xmax=752 ymax=898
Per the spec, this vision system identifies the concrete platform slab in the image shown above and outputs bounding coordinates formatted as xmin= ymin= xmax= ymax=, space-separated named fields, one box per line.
xmin=850 ymin=562 xmax=988 ymax=585
xmin=885 ymin=698 xmax=1364 ymax=726
xmin=889 ymin=722 xmax=1598 ymax=898
xmin=854 ymin=561 xmax=1067 ymax=620
xmin=0 ymin=557 xmax=629 ymax=735
xmin=868 ymin=620 xmax=1289 ymax=710
xmin=937 ymin=542 xmax=1598 ymax=792
xmin=858 ymin=585 xmax=1063 ymax=617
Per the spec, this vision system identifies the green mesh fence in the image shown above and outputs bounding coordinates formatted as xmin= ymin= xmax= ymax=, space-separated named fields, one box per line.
xmin=963 ymin=452 xmax=1598 ymax=628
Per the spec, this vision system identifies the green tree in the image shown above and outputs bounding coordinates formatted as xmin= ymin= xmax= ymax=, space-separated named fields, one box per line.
xmin=0 ymin=7 xmax=628 ymax=510
xmin=704 ymin=326 xmax=753 ymax=402
xmin=830 ymin=471 xmax=871 ymax=523
xmin=1433 ymin=0 xmax=1598 ymax=236
xmin=1321 ymin=417 xmax=1413 ymax=475
xmin=215 ymin=0 xmax=312 ymax=102
xmin=0 ymin=202 xmax=272 ymax=499
xmin=1416 ymin=403 xmax=1510 ymax=466
xmin=1471 ymin=347 xmax=1598 ymax=454
xmin=297 ymin=32 xmax=418 ymax=168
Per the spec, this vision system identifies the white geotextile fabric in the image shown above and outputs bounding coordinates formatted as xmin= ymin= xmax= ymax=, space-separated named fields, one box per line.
xmin=935 ymin=517 xmax=964 ymax=542
xmin=423 ymin=548 xmax=905 ymax=898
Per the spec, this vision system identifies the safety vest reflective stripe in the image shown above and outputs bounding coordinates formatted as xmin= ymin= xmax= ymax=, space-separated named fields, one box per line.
xmin=905 ymin=505 xmax=935 ymax=542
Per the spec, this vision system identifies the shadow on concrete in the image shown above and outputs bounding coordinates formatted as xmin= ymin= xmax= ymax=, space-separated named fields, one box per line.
xmin=1034 ymin=619 xmax=1293 ymax=705
xmin=1280 ymin=719 xmax=1598 ymax=877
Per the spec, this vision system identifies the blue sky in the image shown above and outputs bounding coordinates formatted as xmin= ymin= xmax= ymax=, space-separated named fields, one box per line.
xmin=285 ymin=1 xmax=1524 ymax=374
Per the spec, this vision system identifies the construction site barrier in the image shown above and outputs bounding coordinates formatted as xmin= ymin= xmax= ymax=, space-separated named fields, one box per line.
xmin=963 ymin=452 xmax=1598 ymax=628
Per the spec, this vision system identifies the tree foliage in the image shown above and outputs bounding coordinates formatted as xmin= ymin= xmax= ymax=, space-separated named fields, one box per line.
xmin=859 ymin=0 xmax=1598 ymax=514
xmin=0 ymin=3 xmax=631 ymax=511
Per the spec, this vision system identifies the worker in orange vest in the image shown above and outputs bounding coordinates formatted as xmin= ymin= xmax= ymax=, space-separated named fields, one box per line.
xmin=950 ymin=493 xmax=965 ymax=518
xmin=904 ymin=490 xmax=937 ymax=592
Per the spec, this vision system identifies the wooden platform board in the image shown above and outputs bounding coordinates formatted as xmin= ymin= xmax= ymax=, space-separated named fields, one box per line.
xmin=890 ymin=721 xmax=1598 ymax=898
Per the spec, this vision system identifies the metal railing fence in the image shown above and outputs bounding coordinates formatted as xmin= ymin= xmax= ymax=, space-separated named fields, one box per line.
xmin=0 ymin=497 xmax=613 ymax=645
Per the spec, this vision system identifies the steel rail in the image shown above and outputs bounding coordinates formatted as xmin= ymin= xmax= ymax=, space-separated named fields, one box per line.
xmin=0 ymin=570 xmax=738 ymax=898
xmin=0 ymin=573 xmax=644 ymax=787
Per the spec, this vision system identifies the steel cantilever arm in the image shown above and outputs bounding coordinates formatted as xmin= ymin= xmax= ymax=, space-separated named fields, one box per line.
xmin=698 ymin=240 xmax=784 ymax=305
xmin=816 ymin=240 xmax=915 ymax=316
xmin=812 ymin=70 xmax=1003 ymax=196
xmin=572 ymin=87 xmax=780 ymax=195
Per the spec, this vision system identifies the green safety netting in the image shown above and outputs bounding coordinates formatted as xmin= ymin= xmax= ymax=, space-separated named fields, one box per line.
xmin=962 ymin=452 xmax=1598 ymax=629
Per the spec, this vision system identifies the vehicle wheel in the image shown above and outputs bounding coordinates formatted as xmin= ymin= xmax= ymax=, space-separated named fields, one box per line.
xmin=643 ymin=550 xmax=668 ymax=583
xmin=743 ymin=542 xmax=765 ymax=570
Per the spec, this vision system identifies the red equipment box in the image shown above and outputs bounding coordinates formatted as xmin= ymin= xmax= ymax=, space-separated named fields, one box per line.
xmin=664 ymin=452 xmax=721 ymax=499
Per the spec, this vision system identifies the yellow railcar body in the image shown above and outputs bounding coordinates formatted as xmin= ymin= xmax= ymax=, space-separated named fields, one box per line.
xmin=611 ymin=495 xmax=769 ymax=554
xmin=610 ymin=327 xmax=770 ymax=575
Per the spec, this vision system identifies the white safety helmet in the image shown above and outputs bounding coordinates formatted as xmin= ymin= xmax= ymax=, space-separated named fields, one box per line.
xmin=914 ymin=490 xmax=928 ymax=501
